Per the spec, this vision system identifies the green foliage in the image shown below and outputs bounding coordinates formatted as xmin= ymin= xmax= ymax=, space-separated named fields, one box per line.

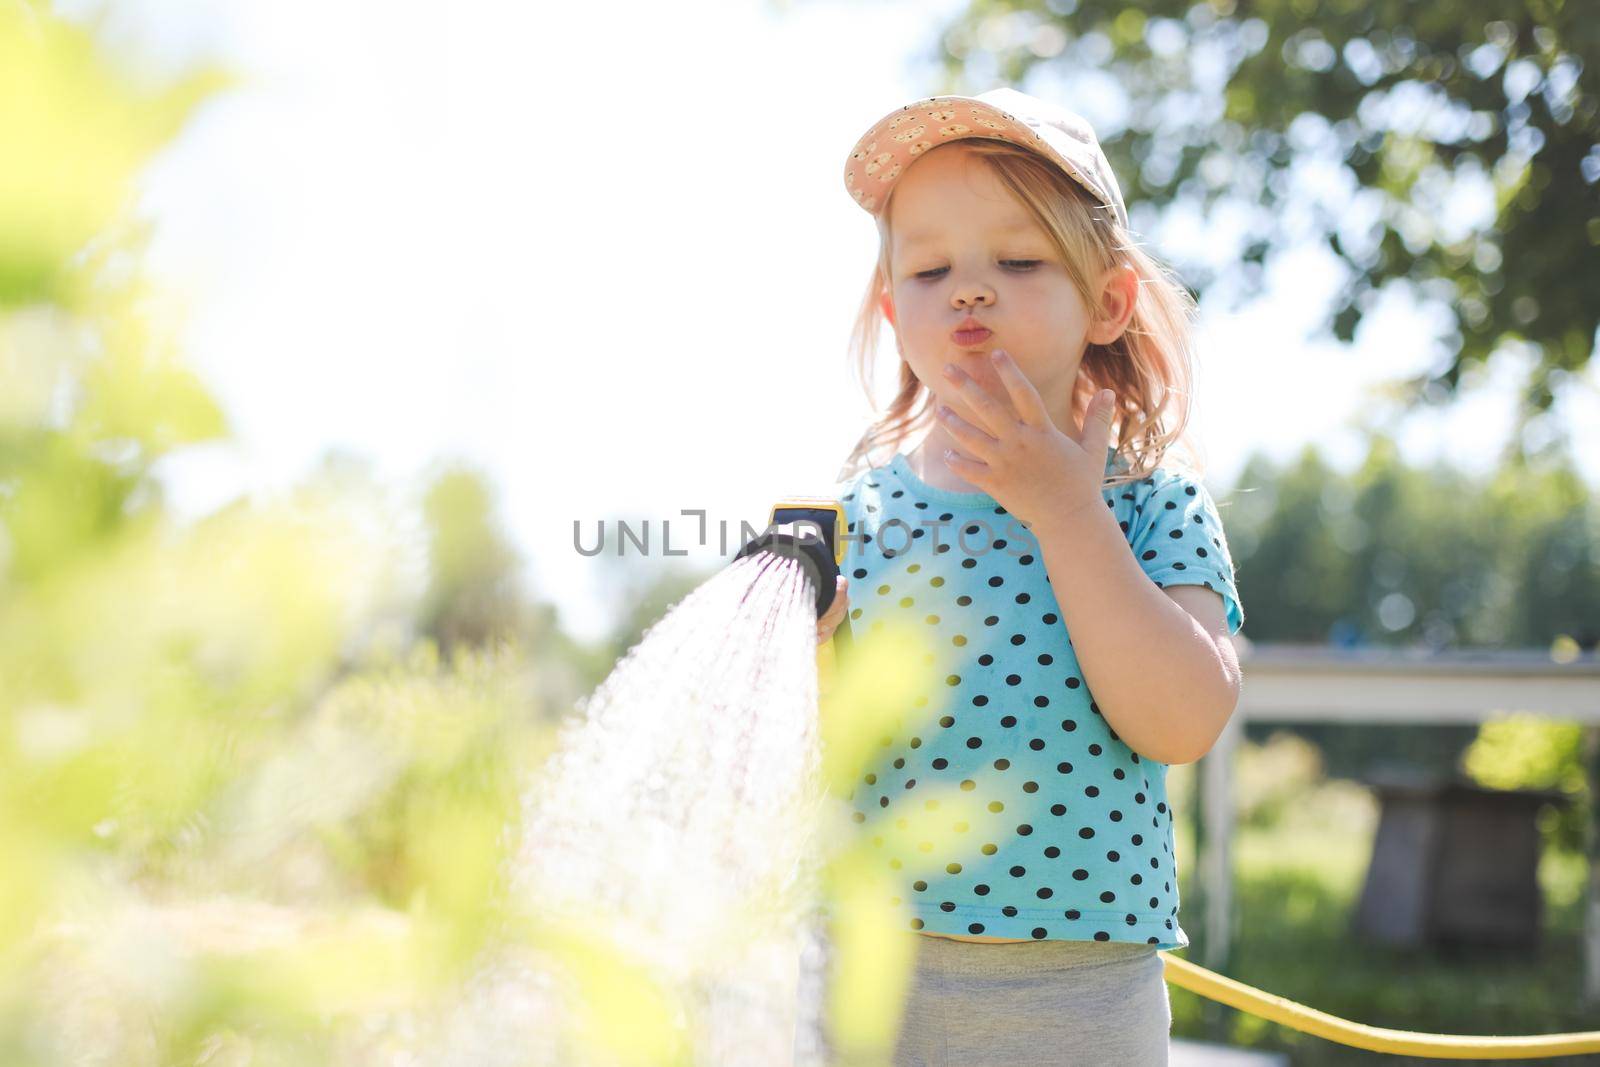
xmin=0 ymin=1 xmax=231 ymax=309
xmin=1174 ymin=760 xmax=1598 ymax=1063
xmin=933 ymin=0 xmax=1600 ymax=459
xmin=16 ymin=2 xmax=1593 ymax=1058
xmin=417 ymin=463 xmax=533 ymax=653
xmin=1464 ymin=714 xmax=1587 ymax=794
xmin=1223 ymin=432 xmax=1599 ymax=652
xmin=1219 ymin=431 xmax=1597 ymax=824
xmin=0 ymin=14 xmax=928 ymax=1060
xmin=0 ymin=7 xmax=593 ymax=1060
xmin=1462 ymin=712 xmax=1589 ymax=854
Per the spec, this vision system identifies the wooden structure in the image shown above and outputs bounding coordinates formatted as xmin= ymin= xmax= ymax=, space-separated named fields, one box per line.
xmin=1353 ymin=771 xmax=1570 ymax=949
xmin=1194 ymin=642 xmax=1600 ymax=1001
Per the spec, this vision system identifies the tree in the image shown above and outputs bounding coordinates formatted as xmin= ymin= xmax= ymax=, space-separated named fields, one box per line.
xmin=417 ymin=463 xmax=529 ymax=652
xmin=1217 ymin=433 xmax=1598 ymax=782
xmin=928 ymin=1 xmax=1598 ymax=461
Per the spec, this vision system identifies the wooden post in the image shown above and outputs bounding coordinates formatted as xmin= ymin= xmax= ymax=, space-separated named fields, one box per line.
xmin=1584 ymin=724 xmax=1600 ymax=1005
xmin=1190 ymin=738 xmax=1206 ymax=932
xmin=1202 ymin=711 xmax=1241 ymax=975
xmin=1193 ymin=710 xmax=1242 ymax=1042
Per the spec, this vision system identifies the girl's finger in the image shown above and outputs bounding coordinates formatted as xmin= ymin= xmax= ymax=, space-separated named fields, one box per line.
xmin=935 ymin=405 xmax=999 ymax=461
xmin=941 ymin=446 xmax=991 ymax=482
xmin=941 ymin=364 xmax=1014 ymax=438
xmin=1082 ymin=388 xmax=1116 ymax=455
xmin=987 ymin=350 xmax=1052 ymax=429
xmin=818 ymin=600 xmax=847 ymax=638
xmin=818 ymin=579 xmax=848 ymax=627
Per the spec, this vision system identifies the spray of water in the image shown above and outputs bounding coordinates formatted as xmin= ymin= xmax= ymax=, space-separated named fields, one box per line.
xmin=429 ymin=550 xmax=839 ymax=1066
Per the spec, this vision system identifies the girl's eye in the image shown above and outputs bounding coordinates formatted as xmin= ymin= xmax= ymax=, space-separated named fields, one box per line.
xmin=912 ymin=260 xmax=1041 ymax=280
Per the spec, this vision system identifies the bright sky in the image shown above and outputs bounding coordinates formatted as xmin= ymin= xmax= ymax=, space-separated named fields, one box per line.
xmin=66 ymin=0 xmax=1600 ymax=643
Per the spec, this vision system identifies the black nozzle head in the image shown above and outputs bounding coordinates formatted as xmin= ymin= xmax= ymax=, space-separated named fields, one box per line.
xmin=733 ymin=520 xmax=840 ymax=619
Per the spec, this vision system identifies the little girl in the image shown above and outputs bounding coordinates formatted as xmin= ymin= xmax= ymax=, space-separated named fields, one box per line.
xmin=808 ymin=88 xmax=1246 ymax=1066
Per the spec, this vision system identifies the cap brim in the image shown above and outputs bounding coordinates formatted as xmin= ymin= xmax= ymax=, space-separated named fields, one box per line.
xmin=842 ymin=94 xmax=1123 ymax=228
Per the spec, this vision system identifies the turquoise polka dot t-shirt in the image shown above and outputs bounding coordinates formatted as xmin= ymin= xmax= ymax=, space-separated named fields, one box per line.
xmin=832 ymin=446 xmax=1244 ymax=949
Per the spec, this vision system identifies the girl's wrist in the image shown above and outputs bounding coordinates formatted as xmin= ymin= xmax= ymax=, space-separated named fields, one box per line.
xmin=1032 ymin=490 xmax=1113 ymax=543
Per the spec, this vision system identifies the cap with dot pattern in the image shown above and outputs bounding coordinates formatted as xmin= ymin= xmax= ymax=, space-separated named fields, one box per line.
xmin=843 ymin=86 xmax=1129 ymax=230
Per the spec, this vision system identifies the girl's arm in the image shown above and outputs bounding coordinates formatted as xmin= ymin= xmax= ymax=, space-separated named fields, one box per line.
xmin=1033 ymin=496 xmax=1241 ymax=766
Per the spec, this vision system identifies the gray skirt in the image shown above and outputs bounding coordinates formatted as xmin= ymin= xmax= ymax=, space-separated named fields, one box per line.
xmin=799 ymin=933 xmax=1171 ymax=1067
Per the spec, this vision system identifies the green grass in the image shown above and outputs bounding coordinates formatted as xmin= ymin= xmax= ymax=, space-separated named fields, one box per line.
xmin=1165 ymin=760 xmax=1600 ymax=1066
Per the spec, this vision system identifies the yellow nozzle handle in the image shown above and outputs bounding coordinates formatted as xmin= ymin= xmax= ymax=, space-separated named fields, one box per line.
xmin=817 ymin=632 xmax=841 ymax=703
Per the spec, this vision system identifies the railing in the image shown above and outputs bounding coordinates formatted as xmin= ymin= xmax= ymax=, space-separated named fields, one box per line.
xmin=1193 ymin=642 xmax=1600 ymax=1001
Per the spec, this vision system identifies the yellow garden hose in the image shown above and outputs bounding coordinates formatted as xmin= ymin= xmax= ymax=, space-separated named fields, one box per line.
xmin=756 ymin=494 xmax=1600 ymax=1059
xmin=1160 ymin=951 xmax=1600 ymax=1058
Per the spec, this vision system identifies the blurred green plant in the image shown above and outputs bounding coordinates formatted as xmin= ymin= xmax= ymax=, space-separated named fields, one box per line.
xmin=0 ymin=0 xmax=1019 ymax=1059
xmin=418 ymin=464 xmax=532 ymax=654
xmin=1461 ymin=712 xmax=1589 ymax=854
xmin=0 ymin=12 xmax=925 ymax=1062
xmin=1464 ymin=713 xmax=1587 ymax=794
xmin=1175 ymin=752 xmax=1597 ymax=1063
xmin=0 ymin=5 xmax=521 ymax=1062
xmin=0 ymin=1 xmax=226 ymax=311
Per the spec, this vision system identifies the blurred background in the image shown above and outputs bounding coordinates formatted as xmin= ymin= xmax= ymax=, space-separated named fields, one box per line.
xmin=65 ymin=0 xmax=1600 ymax=647
xmin=3 ymin=0 xmax=1597 ymax=1062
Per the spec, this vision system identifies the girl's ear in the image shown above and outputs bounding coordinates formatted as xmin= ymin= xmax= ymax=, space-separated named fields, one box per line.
xmin=879 ymin=291 xmax=896 ymax=328
xmin=1086 ymin=265 xmax=1137 ymax=346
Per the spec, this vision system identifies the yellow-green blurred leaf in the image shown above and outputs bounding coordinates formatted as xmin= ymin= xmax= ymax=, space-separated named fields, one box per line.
xmin=0 ymin=2 xmax=232 ymax=307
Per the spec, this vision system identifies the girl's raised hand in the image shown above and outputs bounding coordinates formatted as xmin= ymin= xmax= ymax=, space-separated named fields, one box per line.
xmin=935 ymin=349 xmax=1116 ymax=533
xmin=816 ymin=574 xmax=849 ymax=645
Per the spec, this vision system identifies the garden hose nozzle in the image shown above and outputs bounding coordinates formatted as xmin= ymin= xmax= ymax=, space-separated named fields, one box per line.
xmin=732 ymin=497 xmax=853 ymax=689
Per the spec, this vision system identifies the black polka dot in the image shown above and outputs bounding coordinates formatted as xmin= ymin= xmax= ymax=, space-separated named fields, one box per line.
xmin=836 ymin=462 xmax=1223 ymax=949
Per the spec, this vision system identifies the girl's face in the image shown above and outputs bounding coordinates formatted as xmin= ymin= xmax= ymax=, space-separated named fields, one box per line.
xmin=883 ymin=142 xmax=1125 ymax=430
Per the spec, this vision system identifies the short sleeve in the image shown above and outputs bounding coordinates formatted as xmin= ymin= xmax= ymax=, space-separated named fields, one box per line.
xmin=1127 ymin=471 xmax=1245 ymax=635
xmin=832 ymin=480 xmax=856 ymax=533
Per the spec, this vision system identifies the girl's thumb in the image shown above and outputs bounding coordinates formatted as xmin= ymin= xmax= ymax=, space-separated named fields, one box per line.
xmin=1089 ymin=389 xmax=1114 ymax=432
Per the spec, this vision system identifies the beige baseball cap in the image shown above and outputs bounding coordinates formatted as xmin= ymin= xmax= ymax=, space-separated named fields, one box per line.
xmin=843 ymin=86 xmax=1128 ymax=231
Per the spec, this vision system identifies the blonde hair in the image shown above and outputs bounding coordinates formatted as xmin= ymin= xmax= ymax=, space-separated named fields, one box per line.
xmin=834 ymin=137 xmax=1207 ymax=491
